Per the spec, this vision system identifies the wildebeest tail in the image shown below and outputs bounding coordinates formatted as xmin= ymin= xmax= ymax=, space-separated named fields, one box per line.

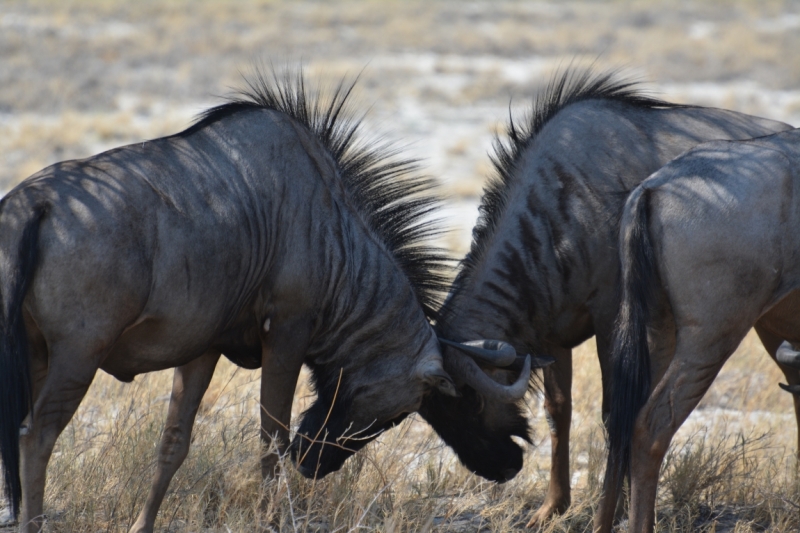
xmin=606 ymin=184 xmax=655 ymax=490
xmin=0 ymin=200 xmax=46 ymax=519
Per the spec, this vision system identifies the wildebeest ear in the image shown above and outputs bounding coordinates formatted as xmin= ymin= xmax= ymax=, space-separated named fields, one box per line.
xmin=416 ymin=358 xmax=459 ymax=397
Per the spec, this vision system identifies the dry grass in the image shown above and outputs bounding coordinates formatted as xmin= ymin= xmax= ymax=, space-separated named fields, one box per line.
xmin=3 ymin=0 xmax=800 ymax=531
xmin=1 ymin=333 xmax=796 ymax=532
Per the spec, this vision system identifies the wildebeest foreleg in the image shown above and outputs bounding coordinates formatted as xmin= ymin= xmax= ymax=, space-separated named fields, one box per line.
xmin=627 ymin=332 xmax=735 ymax=532
xmin=526 ymin=346 xmax=572 ymax=527
xmin=19 ymin=349 xmax=99 ymax=533
xmin=129 ymin=350 xmax=220 ymax=533
xmin=259 ymin=343 xmax=306 ymax=480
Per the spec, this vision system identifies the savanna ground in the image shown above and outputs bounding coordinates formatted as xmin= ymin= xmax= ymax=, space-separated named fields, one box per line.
xmin=2 ymin=0 xmax=800 ymax=531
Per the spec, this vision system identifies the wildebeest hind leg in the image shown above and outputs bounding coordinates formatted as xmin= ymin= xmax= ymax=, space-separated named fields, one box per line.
xmin=129 ymin=350 xmax=220 ymax=533
xmin=526 ymin=346 xmax=572 ymax=527
xmin=628 ymin=331 xmax=741 ymax=532
xmin=19 ymin=345 xmax=100 ymax=533
xmin=754 ymin=323 xmax=800 ymax=458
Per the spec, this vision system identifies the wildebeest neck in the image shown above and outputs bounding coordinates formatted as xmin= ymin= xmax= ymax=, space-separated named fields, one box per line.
xmin=204 ymin=110 xmax=439 ymax=368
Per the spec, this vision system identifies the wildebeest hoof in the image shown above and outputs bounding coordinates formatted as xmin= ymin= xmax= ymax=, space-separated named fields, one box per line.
xmin=525 ymin=498 xmax=569 ymax=528
xmin=779 ymin=382 xmax=800 ymax=395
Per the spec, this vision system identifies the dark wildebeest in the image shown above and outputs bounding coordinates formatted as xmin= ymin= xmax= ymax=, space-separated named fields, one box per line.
xmin=0 ymin=71 xmax=534 ymax=533
xmin=603 ymin=128 xmax=800 ymax=533
xmin=414 ymin=69 xmax=794 ymax=527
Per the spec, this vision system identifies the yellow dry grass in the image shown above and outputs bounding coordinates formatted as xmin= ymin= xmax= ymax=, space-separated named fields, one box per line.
xmin=2 ymin=332 xmax=795 ymax=532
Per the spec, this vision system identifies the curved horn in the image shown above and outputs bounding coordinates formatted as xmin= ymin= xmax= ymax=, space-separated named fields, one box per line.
xmin=776 ymin=341 xmax=800 ymax=369
xmin=439 ymin=338 xmax=517 ymax=367
xmin=779 ymin=382 xmax=800 ymax=395
xmin=446 ymin=352 xmax=531 ymax=402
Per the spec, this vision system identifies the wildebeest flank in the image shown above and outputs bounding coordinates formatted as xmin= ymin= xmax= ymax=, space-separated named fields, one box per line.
xmin=416 ymin=69 xmax=793 ymax=527
xmin=604 ymin=128 xmax=800 ymax=533
xmin=0 ymin=70 xmax=462 ymax=533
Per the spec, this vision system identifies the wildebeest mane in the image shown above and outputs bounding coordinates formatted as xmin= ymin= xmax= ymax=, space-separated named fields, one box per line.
xmin=187 ymin=68 xmax=451 ymax=318
xmin=457 ymin=68 xmax=676 ymax=286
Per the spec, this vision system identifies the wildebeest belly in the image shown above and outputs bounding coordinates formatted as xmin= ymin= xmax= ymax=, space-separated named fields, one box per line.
xmin=100 ymin=316 xmax=219 ymax=381
xmin=100 ymin=313 xmax=263 ymax=381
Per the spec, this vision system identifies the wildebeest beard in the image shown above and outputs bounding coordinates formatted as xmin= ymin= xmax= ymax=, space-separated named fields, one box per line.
xmin=291 ymin=371 xmax=532 ymax=482
xmin=290 ymin=392 xmax=408 ymax=479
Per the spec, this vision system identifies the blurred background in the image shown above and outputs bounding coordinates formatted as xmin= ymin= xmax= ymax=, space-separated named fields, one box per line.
xmin=3 ymin=0 xmax=800 ymax=251
xmin=2 ymin=1 xmax=800 ymax=531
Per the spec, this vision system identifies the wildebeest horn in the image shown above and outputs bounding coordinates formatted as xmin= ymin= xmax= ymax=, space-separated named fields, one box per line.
xmin=779 ymin=383 xmax=800 ymax=395
xmin=776 ymin=341 xmax=800 ymax=369
xmin=447 ymin=353 xmax=532 ymax=402
xmin=439 ymin=338 xmax=517 ymax=367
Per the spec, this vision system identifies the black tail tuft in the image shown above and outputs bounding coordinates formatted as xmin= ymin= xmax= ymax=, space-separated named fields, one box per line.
xmin=0 ymin=203 xmax=46 ymax=519
xmin=606 ymin=186 xmax=656 ymax=491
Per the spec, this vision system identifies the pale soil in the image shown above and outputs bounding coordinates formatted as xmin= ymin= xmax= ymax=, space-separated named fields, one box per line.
xmin=1 ymin=1 xmax=799 ymax=531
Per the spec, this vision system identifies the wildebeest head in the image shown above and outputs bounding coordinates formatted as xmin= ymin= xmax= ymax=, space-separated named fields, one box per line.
xmin=290 ymin=327 xmax=458 ymax=479
xmin=412 ymin=264 xmax=554 ymax=483
xmin=419 ymin=338 xmax=553 ymax=482
xmin=289 ymin=315 xmax=547 ymax=480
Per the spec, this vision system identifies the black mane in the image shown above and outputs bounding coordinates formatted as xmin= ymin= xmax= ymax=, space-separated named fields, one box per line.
xmin=459 ymin=68 xmax=676 ymax=283
xmin=189 ymin=68 xmax=451 ymax=317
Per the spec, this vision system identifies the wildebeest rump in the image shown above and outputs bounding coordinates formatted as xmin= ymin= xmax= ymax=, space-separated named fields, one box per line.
xmin=0 ymin=70 xmax=467 ymax=533
xmin=603 ymin=128 xmax=800 ymax=532
xmin=415 ymin=69 xmax=793 ymax=527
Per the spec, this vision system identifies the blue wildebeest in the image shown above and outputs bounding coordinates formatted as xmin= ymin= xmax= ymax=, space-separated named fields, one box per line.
xmin=0 ymin=70 xmax=534 ymax=533
xmin=414 ymin=69 xmax=794 ymax=527
xmin=603 ymin=128 xmax=800 ymax=533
